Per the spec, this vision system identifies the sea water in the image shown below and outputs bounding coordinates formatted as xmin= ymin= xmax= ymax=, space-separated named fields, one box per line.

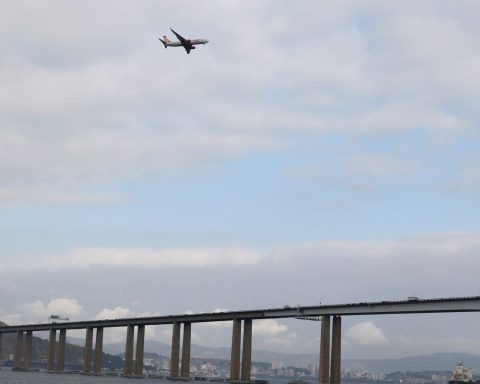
xmin=0 ymin=370 xmax=310 ymax=384
xmin=0 ymin=370 xmax=129 ymax=383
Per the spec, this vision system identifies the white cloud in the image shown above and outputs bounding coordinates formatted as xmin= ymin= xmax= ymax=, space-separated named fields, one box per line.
xmin=253 ymin=319 xmax=288 ymax=336
xmin=25 ymin=246 xmax=262 ymax=271
xmin=353 ymin=101 xmax=465 ymax=136
xmin=251 ymin=319 xmax=297 ymax=348
xmin=93 ymin=306 xmax=132 ymax=320
xmin=2 ymin=298 xmax=85 ymax=324
xmin=269 ymin=232 xmax=480 ymax=261
xmin=0 ymin=312 xmax=24 ymax=326
xmin=345 ymin=321 xmax=390 ymax=348
xmin=0 ymin=231 xmax=476 ymax=274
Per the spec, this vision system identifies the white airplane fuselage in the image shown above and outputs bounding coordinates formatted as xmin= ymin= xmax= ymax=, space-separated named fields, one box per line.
xmin=164 ymin=38 xmax=208 ymax=47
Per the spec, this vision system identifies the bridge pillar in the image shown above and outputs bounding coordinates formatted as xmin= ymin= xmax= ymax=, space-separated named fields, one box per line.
xmin=241 ymin=319 xmax=252 ymax=381
xmin=83 ymin=327 xmax=94 ymax=373
xmin=170 ymin=321 xmax=181 ymax=378
xmin=134 ymin=325 xmax=145 ymax=376
xmin=319 ymin=315 xmax=330 ymax=384
xmin=124 ymin=324 xmax=134 ymax=376
xmin=57 ymin=329 xmax=66 ymax=372
xmin=13 ymin=331 xmax=23 ymax=370
xmin=94 ymin=327 xmax=104 ymax=374
xmin=330 ymin=316 xmax=342 ymax=384
xmin=0 ymin=333 xmax=2 ymax=370
xmin=47 ymin=329 xmax=56 ymax=371
xmin=181 ymin=322 xmax=192 ymax=378
xmin=24 ymin=331 xmax=33 ymax=370
xmin=230 ymin=319 xmax=241 ymax=380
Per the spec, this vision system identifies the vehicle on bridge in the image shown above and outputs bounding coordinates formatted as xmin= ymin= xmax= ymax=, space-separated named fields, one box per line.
xmin=48 ymin=315 xmax=69 ymax=323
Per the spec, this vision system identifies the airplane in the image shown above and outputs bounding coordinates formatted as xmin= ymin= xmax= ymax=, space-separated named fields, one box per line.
xmin=159 ymin=27 xmax=209 ymax=54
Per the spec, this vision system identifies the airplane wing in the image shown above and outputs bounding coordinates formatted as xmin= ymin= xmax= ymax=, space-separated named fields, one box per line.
xmin=170 ymin=27 xmax=187 ymax=44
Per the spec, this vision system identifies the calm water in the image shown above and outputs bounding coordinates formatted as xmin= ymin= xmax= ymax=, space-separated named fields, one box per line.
xmin=0 ymin=370 xmax=306 ymax=384
xmin=0 ymin=370 xmax=133 ymax=383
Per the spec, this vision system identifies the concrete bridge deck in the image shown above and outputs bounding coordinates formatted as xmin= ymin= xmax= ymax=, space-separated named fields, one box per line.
xmin=1 ymin=296 xmax=480 ymax=332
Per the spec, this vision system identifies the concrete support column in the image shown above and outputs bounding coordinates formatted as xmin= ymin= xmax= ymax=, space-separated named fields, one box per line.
xmin=170 ymin=321 xmax=181 ymax=378
xmin=124 ymin=325 xmax=134 ymax=376
xmin=94 ymin=327 xmax=104 ymax=374
xmin=57 ymin=329 xmax=67 ymax=372
xmin=24 ymin=331 xmax=33 ymax=370
xmin=13 ymin=331 xmax=23 ymax=370
xmin=319 ymin=315 xmax=330 ymax=384
xmin=134 ymin=325 xmax=145 ymax=376
xmin=181 ymin=322 xmax=192 ymax=378
xmin=241 ymin=319 xmax=252 ymax=382
xmin=230 ymin=319 xmax=241 ymax=380
xmin=47 ymin=329 xmax=56 ymax=372
xmin=83 ymin=327 xmax=94 ymax=373
xmin=330 ymin=316 xmax=342 ymax=384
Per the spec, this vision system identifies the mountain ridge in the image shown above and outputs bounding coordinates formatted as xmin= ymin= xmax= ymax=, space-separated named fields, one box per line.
xmin=86 ymin=339 xmax=480 ymax=372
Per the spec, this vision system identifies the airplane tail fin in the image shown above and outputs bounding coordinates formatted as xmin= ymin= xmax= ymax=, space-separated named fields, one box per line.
xmin=159 ymin=35 xmax=170 ymax=48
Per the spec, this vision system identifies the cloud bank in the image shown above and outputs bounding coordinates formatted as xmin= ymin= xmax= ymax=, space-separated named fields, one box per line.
xmin=9 ymin=231 xmax=479 ymax=273
xmin=0 ymin=1 xmax=479 ymax=202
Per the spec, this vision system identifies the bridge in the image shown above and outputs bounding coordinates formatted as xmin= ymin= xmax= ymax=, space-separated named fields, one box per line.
xmin=1 ymin=296 xmax=480 ymax=381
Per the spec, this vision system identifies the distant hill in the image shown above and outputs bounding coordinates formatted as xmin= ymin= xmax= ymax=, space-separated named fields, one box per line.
xmin=0 ymin=322 xmax=122 ymax=369
xmin=99 ymin=339 xmax=480 ymax=373
xmin=343 ymin=353 xmax=480 ymax=373
xmin=101 ymin=340 xmax=319 ymax=366
xmin=0 ymin=325 xmax=84 ymax=365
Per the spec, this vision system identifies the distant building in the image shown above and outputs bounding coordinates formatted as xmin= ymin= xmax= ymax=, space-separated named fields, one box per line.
xmin=200 ymin=362 xmax=216 ymax=373
xmin=143 ymin=357 xmax=155 ymax=367
xmin=342 ymin=369 xmax=385 ymax=381
xmin=285 ymin=367 xmax=295 ymax=377
xmin=308 ymin=363 xmax=319 ymax=377
xmin=272 ymin=361 xmax=284 ymax=370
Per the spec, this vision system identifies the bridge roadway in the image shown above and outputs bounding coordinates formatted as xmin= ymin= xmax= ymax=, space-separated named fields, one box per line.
xmin=1 ymin=296 xmax=480 ymax=381
xmin=2 ymin=296 xmax=480 ymax=332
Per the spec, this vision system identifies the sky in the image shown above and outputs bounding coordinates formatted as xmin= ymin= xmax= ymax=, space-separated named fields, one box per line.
xmin=0 ymin=0 xmax=480 ymax=359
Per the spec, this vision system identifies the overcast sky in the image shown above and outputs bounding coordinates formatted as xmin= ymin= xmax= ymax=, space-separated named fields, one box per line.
xmin=1 ymin=0 xmax=480 ymax=358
